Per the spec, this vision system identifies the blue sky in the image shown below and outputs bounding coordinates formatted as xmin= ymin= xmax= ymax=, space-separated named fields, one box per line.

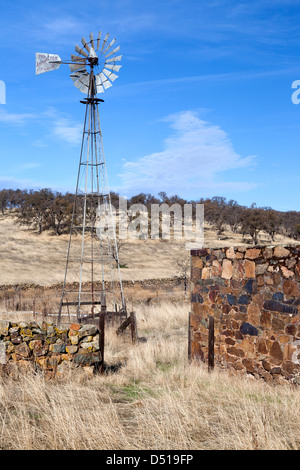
xmin=0 ymin=0 xmax=300 ymax=211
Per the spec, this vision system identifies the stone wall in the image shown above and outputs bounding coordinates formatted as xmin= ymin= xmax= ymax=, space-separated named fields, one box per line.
xmin=0 ymin=320 xmax=102 ymax=377
xmin=190 ymin=245 xmax=300 ymax=384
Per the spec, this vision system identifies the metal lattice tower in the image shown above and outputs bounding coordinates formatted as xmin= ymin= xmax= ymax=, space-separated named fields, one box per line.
xmin=35 ymin=31 xmax=126 ymax=323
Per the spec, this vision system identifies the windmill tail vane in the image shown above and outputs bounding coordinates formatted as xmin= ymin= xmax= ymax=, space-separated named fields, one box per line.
xmin=35 ymin=32 xmax=126 ymax=325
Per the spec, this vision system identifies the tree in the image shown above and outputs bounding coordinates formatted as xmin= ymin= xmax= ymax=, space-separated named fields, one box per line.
xmin=201 ymin=196 xmax=228 ymax=239
xmin=262 ymin=208 xmax=282 ymax=241
xmin=15 ymin=188 xmax=55 ymax=234
xmin=45 ymin=192 xmax=74 ymax=235
xmin=0 ymin=190 xmax=8 ymax=215
xmin=239 ymin=206 xmax=266 ymax=245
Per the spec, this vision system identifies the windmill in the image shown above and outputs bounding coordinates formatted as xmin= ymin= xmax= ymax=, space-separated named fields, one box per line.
xmin=36 ymin=32 xmax=127 ymax=325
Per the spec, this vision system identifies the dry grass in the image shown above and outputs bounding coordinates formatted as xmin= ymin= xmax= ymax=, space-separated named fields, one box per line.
xmin=1 ymin=301 xmax=300 ymax=450
xmin=0 ymin=214 xmax=295 ymax=286
xmin=0 ymin=213 xmax=299 ymax=450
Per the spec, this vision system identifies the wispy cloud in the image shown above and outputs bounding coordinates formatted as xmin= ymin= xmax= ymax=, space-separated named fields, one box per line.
xmin=51 ymin=117 xmax=82 ymax=145
xmin=18 ymin=162 xmax=41 ymax=171
xmin=0 ymin=177 xmax=43 ymax=190
xmin=34 ymin=108 xmax=83 ymax=146
xmin=0 ymin=109 xmax=36 ymax=126
xmin=118 ymin=110 xmax=257 ymax=197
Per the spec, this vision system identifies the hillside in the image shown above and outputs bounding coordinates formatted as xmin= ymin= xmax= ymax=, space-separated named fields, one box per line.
xmin=0 ymin=214 xmax=296 ymax=286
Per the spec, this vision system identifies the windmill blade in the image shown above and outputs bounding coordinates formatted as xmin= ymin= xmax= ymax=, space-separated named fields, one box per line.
xmin=97 ymin=84 xmax=104 ymax=93
xmin=69 ymin=62 xmax=87 ymax=73
xmin=97 ymin=30 xmax=102 ymax=50
xmin=71 ymin=54 xmax=86 ymax=63
xmin=105 ymin=55 xmax=122 ymax=63
xmin=102 ymin=68 xmax=118 ymax=82
xmin=70 ymin=69 xmax=88 ymax=82
xmin=74 ymin=71 xmax=90 ymax=85
xmin=99 ymin=72 xmax=112 ymax=89
xmin=101 ymin=80 xmax=112 ymax=90
xmin=70 ymin=71 xmax=85 ymax=82
xmin=75 ymin=45 xmax=89 ymax=58
xmin=35 ymin=53 xmax=61 ymax=75
xmin=105 ymin=45 xmax=120 ymax=59
xmin=74 ymin=71 xmax=90 ymax=93
xmin=95 ymin=74 xmax=104 ymax=93
xmin=103 ymin=38 xmax=116 ymax=54
xmin=100 ymin=33 xmax=110 ymax=52
xmin=76 ymin=82 xmax=89 ymax=93
xmin=104 ymin=63 xmax=122 ymax=72
xmin=89 ymin=32 xmax=95 ymax=49
xmin=81 ymin=37 xmax=90 ymax=52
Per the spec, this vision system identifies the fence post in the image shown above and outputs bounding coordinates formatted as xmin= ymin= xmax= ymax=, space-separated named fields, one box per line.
xmin=188 ymin=311 xmax=191 ymax=362
xmin=130 ymin=311 xmax=138 ymax=344
xmin=33 ymin=299 xmax=36 ymax=320
xmin=208 ymin=315 xmax=214 ymax=372
xmin=99 ymin=293 xmax=106 ymax=372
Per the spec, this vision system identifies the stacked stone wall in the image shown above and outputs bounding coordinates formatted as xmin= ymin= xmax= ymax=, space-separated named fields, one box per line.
xmin=0 ymin=320 xmax=102 ymax=377
xmin=190 ymin=245 xmax=300 ymax=384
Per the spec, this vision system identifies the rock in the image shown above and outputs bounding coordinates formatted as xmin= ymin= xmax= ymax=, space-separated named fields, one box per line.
xmin=11 ymin=336 xmax=22 ymax=345
xmin=0 ymin=342 xmax=6 ymax=364
xmin=263 ymin=248 xmax=273 ymax=259
xmin=237 ymin=294 xmax=250 ymax=305
xmin=0 ymin=321 xmax=10 ymax=337
xmin=271 ymin=317 xmax=285 ymax=332
xmin=242 ymin=358 xmax=255 ymax=373
xmin=240 ymin=322 xmax=258 ymax=336
xmin=270 ymin=341 xmax=283 ymax=365
xmin=78 ymin=324 xmax=98 ymax=339
xmin=283 ymin=280 xmax=298 ymax=296
xmin=66 ymin=345 xmax=78 ymax=354
xmin=192 ymin=257 xmax=203 ymax=269
xmin=15 ymin=342 xmax=31 ymax=358
xmin=50 ymin=343 xmax=66 ymax=354
xmin=244 ymin=259 xmax=255 ymax=278
xmin=29 ymin=340 xmax=49 ymax=357
xmin=70 ymin=335 xmax=79 ymax=345
xmin=226 ymin=247 xmax=236 ymax=259
xmin=227 ymin=347 xmax=245 ymax=358
xmin=244 ymin=279 xmax=257 ymax=294
xmin=274 ymin=246 xmax=290 ymax=258
xmin=191 ymin=293 xmax=204 ymax=303
xmin=281 ymin=266 xmax=294 ymax=278
xmin=201 ymin=267 xmax=211 ymax=279
xmin=227 ymin=294 xmax=237 ymax=305
xmin=221 ymin=259 xmax=233 ymax=280
xmin=80 ymin=339 xmax=100 ymax=352
xmin=245 ymin=248 xmax=261 ymax=260
xmin=47 ymin=325 xmax=56 ymax=337
xmin=73 ymin=351 xmax=102 ymax=366
xmin=9 ymin=326 xmax=20 ymax=336
xmin=256 ymin=263 xmax=268 ymax=275
xmin=263 ymin=300 xmax=298 ymax=315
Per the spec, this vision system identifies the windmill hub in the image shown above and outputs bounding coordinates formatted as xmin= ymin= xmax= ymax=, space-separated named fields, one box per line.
xmin=88 ymin=47 xmax=99 ymax=66
xmin=88 ymin=56 xmax=99 ymax=66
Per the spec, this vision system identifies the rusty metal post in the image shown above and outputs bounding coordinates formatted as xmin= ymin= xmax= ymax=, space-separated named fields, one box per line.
xmin=99 ymin=293 xmax=106 ymax=372
xmin=208 ymin=315 xmax=214 ymax=372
